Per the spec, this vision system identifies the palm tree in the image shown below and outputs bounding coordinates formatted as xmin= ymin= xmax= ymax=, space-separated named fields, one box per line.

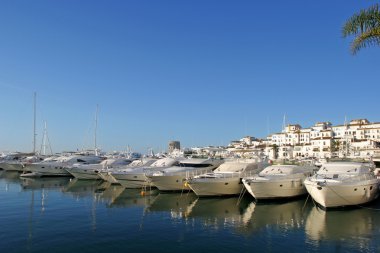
xmin=342 ymin=4 xmax=380 ymax=54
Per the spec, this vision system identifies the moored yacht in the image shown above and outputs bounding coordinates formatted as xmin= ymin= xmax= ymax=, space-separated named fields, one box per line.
xmin=304 ymin=161 xmax=379 ymax=208
xmin=187 ymin=158 xmax=268 ymax=197
xmin=0 ymin=153 xmax=42 ymax=172
xmin=112 ymin=157 xmax=180 ymax=188
xmin=148 ymin=158 xmax=224 ymax=191
xmin=242 ymin=164 xmax=316 ymax=200
xmin=66 ymin=158 xmax=132 ymax=180
xmin=22 ymin=154 xmax=104 ymax=177
xmin=98 ymin=158 xmax=157 ymax=184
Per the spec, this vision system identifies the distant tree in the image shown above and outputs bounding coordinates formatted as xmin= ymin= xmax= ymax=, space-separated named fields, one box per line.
xmin=342 ymin=3 xmax=380 ymax=54
xmin=271 ymin=144 xmax=279 ymax=159
xmin=331 ymin=139 xmax=340 ymax=152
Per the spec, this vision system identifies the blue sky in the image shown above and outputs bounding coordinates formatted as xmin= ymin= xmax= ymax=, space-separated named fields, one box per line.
xmin=0 ymin=0 xmax=379 ymax=153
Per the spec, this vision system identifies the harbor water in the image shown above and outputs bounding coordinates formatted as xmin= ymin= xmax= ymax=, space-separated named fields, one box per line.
xmin=1 ymin=171 xmax=380 ymax=253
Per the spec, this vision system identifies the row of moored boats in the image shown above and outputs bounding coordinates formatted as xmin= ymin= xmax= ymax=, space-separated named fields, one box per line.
xmin=1 ymin=153 xmax=379 ymax=209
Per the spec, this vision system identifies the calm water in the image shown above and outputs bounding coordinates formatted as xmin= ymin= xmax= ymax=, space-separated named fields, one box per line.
xmin=1 ymin=170 xmax=380 ymax=253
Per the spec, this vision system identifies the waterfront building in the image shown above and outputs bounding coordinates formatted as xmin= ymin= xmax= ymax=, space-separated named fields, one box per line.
xmin=228 ymin=118 xmax=380 ymax=160
xmin=168 ymin=141 xmax=180 ymax=153
xmin=227 ymin=136 xmax=265 ymax=158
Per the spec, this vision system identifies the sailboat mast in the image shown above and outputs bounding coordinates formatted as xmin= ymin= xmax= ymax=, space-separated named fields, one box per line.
xmin=42 ymin=121 xmax=47 ymax=155
xmin=33 ymin=92 xmax=37 ymax=154
xmin=94 ymin=104 xmax=99 ymax=155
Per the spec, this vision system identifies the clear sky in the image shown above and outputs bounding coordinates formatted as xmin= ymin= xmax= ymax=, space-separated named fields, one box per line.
xmin=0 ymin=0 xmax=379 ymax=154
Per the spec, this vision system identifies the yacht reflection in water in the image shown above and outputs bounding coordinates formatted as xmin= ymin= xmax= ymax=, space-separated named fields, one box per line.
xmin=146 ymin=193 xmax=256 ymax=228
xmin=21 ymin=177 xmax=71 ymax=190
xmin=238 ymin=199 xmax=309 ymax=235
xmin=186 ymin=197 xmax=255 ymax=228
xmin=305 ymin=203 xmax=380 ymax=250
xmin=145 ymin=193 xmax=308 ymax=232
xmin=147 ymin=193 xmax=198 ymax=218
xmin=62 ymin=178 xmax=105 ymax=198
xmin=96 ymin=183 xmax=126 ymax=203
xmin=0 ymin=171 xmax=22 ymax=184
xmin=107 ymin=188 xmax=159 ymax=208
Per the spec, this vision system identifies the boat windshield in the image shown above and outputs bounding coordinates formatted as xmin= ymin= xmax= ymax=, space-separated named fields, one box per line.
xmin=177 ymin=163 xmax=213 ymax=168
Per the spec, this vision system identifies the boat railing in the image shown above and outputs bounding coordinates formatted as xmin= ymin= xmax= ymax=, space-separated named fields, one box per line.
xmin=184 ymin=168 xmax=220 ymax=179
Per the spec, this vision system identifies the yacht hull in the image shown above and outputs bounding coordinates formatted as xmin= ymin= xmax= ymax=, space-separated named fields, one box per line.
xmin=304 ymin=179 xmax=379 ymax=208
xmin=188 ymin=177 xmax=243 ymax=196
xmin=66 ymin=168 xmax=101 ymax=180
xmin=150 ymin=174 xmax=191 ymax=191
xmin=24 ymin=163 xmax=71 ymax=176
xmin=113 ymin=173 xmax=151 ymax=189
xmin=0 ymin=162 xmax=25 ymax=172
xmin=243 ymin=178 xmax=306 ymax=199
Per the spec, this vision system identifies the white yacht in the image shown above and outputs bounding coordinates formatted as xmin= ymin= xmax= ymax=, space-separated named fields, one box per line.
xmin=148 ymin=158 xmax=224 ymax=191
xmin=112 ymin=157 xmax=179 ymax=188
xmin=242 ymin=164 xmax=316 ymax=200
xmin=0 ymin=153 xmax=42 ymax=172
xmin=66 ymin=158 xmax=132 ymax=180
xmin=22 ymin=154 xmax=104 ymax=177
xmin=98 ymin=158 xmax=157 ymax=184
xmin=304 ymin=162 xmax=379 ymax=208
xmin=187 ymin=158 xmax=268 ymax=197
xmin=98 ymin=158 xmax=150 ymax=184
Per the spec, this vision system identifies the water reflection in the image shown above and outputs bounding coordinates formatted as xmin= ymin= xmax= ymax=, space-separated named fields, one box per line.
xmin=0 ymin=171 xmax=22 ymax=183
xmin=107 ymin=188 xmax=159 ymax=208
xmin=240 ymin=199 xmax=309 ymax=235
xmin=147 ymin=193 xmax=198 ymax=219
xmin=97 ymin=184 xmax=126 ymax=203
xmin=21 ymin=177 xmax=71 ymax=190
xmin=305 ymin=202 xmax=380 ymax=251
xmin=187 ymin=197 xmax=255 ymax=228
xmin=1 ymin=172 xmax=380 ymax=253
xmin=0 ymin=171 xmax=22 ymax=192
xmin=145 ymin=193 xmax=257 ymax=230
xmin=63 ymin=178 xmax=104 ymax=198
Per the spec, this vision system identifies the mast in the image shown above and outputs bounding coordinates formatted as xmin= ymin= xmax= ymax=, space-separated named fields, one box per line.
xmin=41 ymin=121 xmax=46 ymax=155
xmin=94 ymin=104 xmax=99 ymax=155
xmin=40 ymin=121 xmax=53 ymax=155
xmin=33 ymin=92 xmax=37 ymax=154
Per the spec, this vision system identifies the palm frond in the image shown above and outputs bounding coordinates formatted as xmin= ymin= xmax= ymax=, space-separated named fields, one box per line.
xmin=342 ymin=4 xmax=380 ymax=37
xmin=351 ymin=27 xmax=380 ymax=54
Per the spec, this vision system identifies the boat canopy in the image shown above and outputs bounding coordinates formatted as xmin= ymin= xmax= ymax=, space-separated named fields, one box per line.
xmin=317 ymin=162 xmax=371 ymax=175
xmin=214 ymin=162 xmax=254 ymax=173
xmin=127 ymin=158 xmax=157 ymax=167
xmin=150 ymin=157 xmax=179 ymax=167
xmin=100 ymin=158 xmax=132 ymax=166
xmin=258 ymin=165 xmax=311 ymax=176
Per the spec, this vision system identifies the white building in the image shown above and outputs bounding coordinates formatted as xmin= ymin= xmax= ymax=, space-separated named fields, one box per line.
xmin=229 ymin=118 xmax=380 ymax=160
